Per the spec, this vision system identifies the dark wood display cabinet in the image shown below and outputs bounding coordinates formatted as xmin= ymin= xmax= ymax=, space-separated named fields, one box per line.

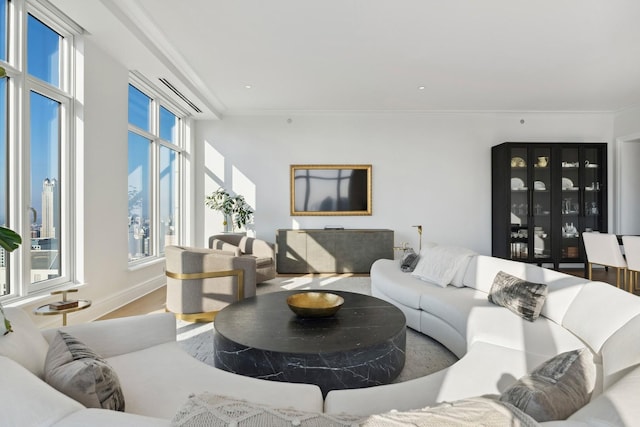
xmin=492 ymin=142 xmax=607 ymax=269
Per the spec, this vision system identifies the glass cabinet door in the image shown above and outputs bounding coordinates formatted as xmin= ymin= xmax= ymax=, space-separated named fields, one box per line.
xmin=583 ymin=146 xmax=605 ymax=233
xmin=509 ymin=147 xmax=528 ymax=260
xmin=531 ymin=146 xmax=552 ymax=260
xmin=560 ymin=147 xmax=581 ymax=260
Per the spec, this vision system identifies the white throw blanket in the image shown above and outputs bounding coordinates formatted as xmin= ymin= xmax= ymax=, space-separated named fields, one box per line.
xmin=411 ymin=246 xmax=477 ymax=287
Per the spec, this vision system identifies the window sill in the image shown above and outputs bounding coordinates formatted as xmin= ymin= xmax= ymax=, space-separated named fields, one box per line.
xmin=128 ymin=256 xmax=166 ymax=272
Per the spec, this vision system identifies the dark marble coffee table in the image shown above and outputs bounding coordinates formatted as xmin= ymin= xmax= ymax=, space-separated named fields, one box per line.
xmin=213 ymin=290 xmax=406 ymax=396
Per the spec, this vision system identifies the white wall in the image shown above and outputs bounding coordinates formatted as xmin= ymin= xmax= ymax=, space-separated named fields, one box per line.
xmin=20 ymin=40 xmax=167 ymax=327
xmin=613 ymin=106 xmax=640 ymax=234
xmin=195 ymin=112 xmax=614 ymax=255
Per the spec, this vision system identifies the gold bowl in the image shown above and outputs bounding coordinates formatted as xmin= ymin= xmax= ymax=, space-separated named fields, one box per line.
xmin=286 ymin=292 xmax=344 ymax=318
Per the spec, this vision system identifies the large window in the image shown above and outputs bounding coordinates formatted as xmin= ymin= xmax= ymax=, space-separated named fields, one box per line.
xmin=0 ymin=0 xmax=77 ymax=298
xmin=128 ymin=81 xmax=183 ymax=263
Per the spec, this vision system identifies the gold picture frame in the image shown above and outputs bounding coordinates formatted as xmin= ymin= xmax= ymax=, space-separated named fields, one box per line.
xmin=290 ymin=164 xmax=372 ymax=216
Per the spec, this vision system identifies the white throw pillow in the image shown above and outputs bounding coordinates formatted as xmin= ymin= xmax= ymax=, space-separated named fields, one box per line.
xmin=450 ymin=251 xmax=476 ymax=287
xmin=412 ymin=246 xmax=477 ymax=288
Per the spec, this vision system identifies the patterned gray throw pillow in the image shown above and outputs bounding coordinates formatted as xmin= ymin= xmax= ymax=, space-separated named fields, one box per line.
xmin=488 ymin=271 xmax=548 ymax=322
xmin=400 ymin=248 xmax=420 ymax=272
xmin=499 ymin=348 xmax=596 ymax=422
xmin=44 ymin=330 xmax=125 ymax=411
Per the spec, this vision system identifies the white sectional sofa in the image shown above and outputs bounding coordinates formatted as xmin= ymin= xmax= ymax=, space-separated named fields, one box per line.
xmin=0 ymin=308 xmax=323 ymax=426
xmin=324 ymin=254 xmax=640 ymax=426
xmin=2 ymin=252 xmax=640 ymax=426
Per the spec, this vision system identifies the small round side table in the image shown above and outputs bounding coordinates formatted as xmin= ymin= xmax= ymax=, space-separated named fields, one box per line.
xmin=33 ymin=289 xmax=92 ymax=326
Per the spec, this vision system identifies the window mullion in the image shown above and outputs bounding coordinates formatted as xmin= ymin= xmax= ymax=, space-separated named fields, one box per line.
xmin=152 ymin=136 xmax=160 ymax=257
xmin=27 ymin=75 xmax=70 ymax=100
xmin=128 ymin=124 xmax=155 ymax=141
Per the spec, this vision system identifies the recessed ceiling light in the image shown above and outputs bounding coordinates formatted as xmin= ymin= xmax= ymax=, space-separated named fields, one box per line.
xmin=418 ymin=86 xmax=426 ymax=90
xmin=245 ymin=85 xmax=252 ymax=89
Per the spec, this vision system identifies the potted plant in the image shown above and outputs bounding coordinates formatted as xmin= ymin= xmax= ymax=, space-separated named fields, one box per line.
xmin=0 ymin=226 xmax=21 ymax=253
xmin=205 ymin=188 xmax=254 ymax=233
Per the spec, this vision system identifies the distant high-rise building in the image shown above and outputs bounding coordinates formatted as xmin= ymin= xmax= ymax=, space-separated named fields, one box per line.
xmin=40 ymin=178 xmax=56 ymax=239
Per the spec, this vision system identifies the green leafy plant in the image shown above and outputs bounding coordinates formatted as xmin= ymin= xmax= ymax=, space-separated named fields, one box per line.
xmin=205 ymin=188 xmax=254 ymax=232
xmin=0 ymin=226 xmax=22 ymax=253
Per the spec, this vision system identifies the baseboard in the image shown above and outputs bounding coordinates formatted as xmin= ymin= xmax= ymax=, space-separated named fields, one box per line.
xmin=65 ymin=275 xmax=166 ymax=325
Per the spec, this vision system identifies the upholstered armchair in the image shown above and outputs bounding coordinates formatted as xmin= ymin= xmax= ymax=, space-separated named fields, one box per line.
xmin=209 ymin=234 xmax=276 ymax=284
xmin=164 ymin=245 xmax=257 ymax=322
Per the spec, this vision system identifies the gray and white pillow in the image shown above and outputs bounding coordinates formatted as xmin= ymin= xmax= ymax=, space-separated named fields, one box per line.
xmin=500 ymin=348 xmax=596 ymax=422
xmin=400 ymin=248 xmax=420 ymax=272
xmin=44 ymin=330 xmax=125 ymax=411
xmin=488 ymin=271 xmax=548 ymax=322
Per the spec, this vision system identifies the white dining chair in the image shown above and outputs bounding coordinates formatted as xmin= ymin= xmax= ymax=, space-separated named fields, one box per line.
xmin=582 ymin=232 xmax=628 ymax=290
xmin=622 ymin=235 xmax=640 ymax=293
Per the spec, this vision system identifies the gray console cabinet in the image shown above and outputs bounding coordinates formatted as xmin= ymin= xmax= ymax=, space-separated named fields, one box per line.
xmin=276 ymin=229 xmax=394 ymax=274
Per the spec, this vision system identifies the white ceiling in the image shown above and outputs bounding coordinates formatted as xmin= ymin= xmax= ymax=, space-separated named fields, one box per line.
xmin=52 ymin=0 xmax=640 ymax=119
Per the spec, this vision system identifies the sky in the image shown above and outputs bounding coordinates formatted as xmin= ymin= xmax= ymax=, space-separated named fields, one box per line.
xmin=0 ymin=13 xmax=61 ymax=226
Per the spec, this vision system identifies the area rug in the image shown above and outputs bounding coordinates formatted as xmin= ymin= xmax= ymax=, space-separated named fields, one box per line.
xmin=176 ymin=275 xmax=458 ymax=384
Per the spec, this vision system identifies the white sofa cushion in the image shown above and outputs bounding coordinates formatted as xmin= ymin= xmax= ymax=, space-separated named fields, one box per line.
xmin=538 ymin=273 xmax=589 ymax=325
xmin=463 ymin=255 xmax=546 ymax=294
xmin=373 ymin=285 xmax=422 ymax=331
xmin=418 ymin=285 xmax=490 ymax=336
xmin=0 ymin=307 xmax=50 ymax=377
xmin=569 ymin=364 xmax=640 ymax=425
xmin=419 ymin=309 xmax=467 ymax=358
xmin=0 ymin=356 xmax=84 ymax=426
xmin=371 ymin=259 xmax=430 ymax=310
xmin=105 ymin=342 xmax=324 ymax=420
xmin=324 ymin=341 xmax=552 ymax=416
xmin=466 ymin=304 xmax=587 ymax=358
xmin=43 ymin=312 xmax=177 ymax=359
xmin=600 ymin=312 xmax=640 ymax=389
xmin=462 ymin=256 xmax=590 ymax=326
xmin=52 ymin=408 xmax=169 ymax=427
xmin=562 ymin=281 xmax=640 ymax=354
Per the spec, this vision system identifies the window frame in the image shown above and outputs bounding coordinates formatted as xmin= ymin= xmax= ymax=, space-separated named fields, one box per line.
xmin=0 ymin=0 xmax=79 ymax=300
xmin=128 ymin=74 xmax=186 ymax=266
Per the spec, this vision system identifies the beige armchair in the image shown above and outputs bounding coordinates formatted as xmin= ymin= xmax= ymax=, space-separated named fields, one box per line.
xmin=164 ymin=245 xmax=257 ymax=322
xmin=209 ymin=234 xmax=276 ymax=284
